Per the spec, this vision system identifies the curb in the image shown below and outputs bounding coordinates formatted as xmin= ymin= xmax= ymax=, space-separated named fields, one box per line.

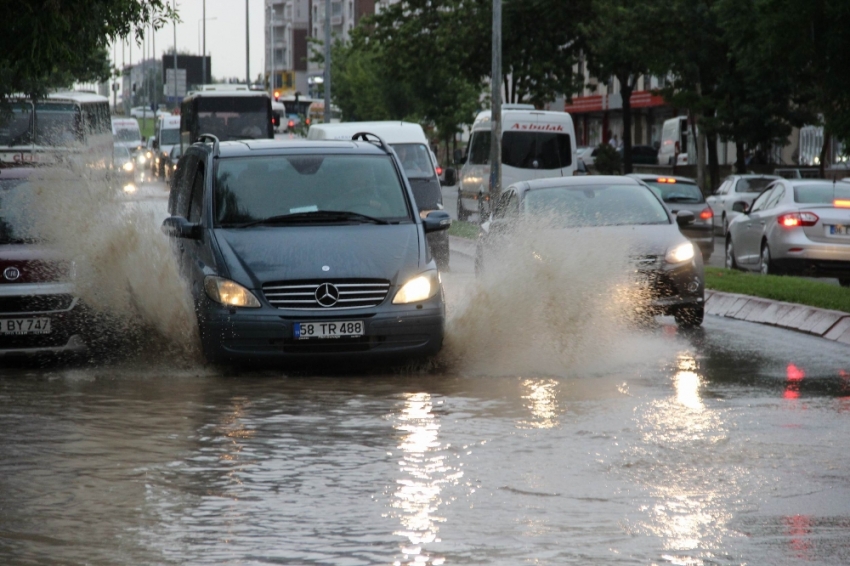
xmin=706 ymin=290 xmax=850 ymax=345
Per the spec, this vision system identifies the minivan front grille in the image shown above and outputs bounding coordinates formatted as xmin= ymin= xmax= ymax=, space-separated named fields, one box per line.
xmin=262 ymin=279 xmax=391 ymax=310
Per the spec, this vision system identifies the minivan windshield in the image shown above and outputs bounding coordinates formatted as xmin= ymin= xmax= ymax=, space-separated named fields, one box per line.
xmin=524 ymin=185 xmax=670 ymax=227
xmin=215 ymin=155 xmax=411 ymax=226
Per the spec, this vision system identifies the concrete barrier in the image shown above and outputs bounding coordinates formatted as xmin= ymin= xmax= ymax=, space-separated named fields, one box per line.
xmin=705 ymin=290 xmax=850 ymax=345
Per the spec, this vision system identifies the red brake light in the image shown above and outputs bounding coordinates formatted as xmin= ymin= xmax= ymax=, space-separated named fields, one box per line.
xmin=287 ymin=119 xmax=295 ymax=128
xmin=305 ymin=118 xmax=311 ymax=125
xmin=835 ymin=199 xmax=850 ymax=208
xmin=436 ymin=166 xmax=443 ymax=176
xmin=777 ymin=212 xmax=819 ymax=228
xmin=699 ymin=208 xmax=713 ymax=220
xmin=656 ymin=177 xmax=677 ymax=184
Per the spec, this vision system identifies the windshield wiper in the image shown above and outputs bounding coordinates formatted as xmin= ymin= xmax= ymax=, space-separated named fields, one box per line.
xmin=227 ymin=210 xmax=391 ymax=228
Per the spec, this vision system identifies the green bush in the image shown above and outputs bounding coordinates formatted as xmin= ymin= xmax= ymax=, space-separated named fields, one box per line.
xmin=592 ymin=143 xmax=622 ymax=174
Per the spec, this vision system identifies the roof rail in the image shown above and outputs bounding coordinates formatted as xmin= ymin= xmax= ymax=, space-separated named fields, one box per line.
xmin=351 ymin=131 xmax=391 ymax=154
xmin=196 ymin=133 xmax=220 ymax=158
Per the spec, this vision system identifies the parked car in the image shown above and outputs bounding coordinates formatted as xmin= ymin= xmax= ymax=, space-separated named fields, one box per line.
xmin=627 ymin=174 xmax=714 ymax=260
xmin=577 ymin=145 xmax=598 ymax=167
xmin=162 ymin=134 xmax=451 ymax=365
xmin=618 ymin=145 xmax=659 ymax=165
xmin=725 ymin=179 xmax=850 ymax=286
xmin=475 ymin=175 xmax=705 ymax=327
xmin=707 ymin=174 xmax=781 ymax=235
xmin=0 ymin=167 xmax=88 ymax=357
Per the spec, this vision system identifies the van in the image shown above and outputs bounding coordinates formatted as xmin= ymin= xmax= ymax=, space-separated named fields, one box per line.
xmin=307 ymin=121 xmax=449 ymax=269
xmin=153 ymin=115 xmax=181 ymax=179
xmin=457 ymin=109 xmax=577 ymax=220
xmin=111 ymin=117 xmax=142 ymax=152
xmin=657 ymin=116 xmax=690 ymax=166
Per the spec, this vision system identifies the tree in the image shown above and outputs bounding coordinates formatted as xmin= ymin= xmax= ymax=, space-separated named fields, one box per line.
xmin=580 ymin=0 xmax=668 ymax=173
xmin=0 ymin=0 xmax=176 ymax=103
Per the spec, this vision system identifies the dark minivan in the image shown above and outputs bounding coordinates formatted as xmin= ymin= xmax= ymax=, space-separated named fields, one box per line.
xmin=163 ymin=134 xmax=450 ymax=365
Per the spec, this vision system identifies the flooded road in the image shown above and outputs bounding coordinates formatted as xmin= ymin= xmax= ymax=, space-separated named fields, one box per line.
xmin=3 ymin=182 xmax=850 ymax=565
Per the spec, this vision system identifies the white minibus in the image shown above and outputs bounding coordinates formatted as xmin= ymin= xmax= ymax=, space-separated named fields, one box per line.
xmin=457 ymin=108 xmax=577 ymax=220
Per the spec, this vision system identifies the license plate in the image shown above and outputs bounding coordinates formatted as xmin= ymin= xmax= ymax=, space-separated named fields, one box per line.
xmin=294 ymin=320 xmax=364 ymax=340
xmin=828 ymin=224 xmax=850 ymax=236
xmin=0 ymin=318 xmax=52 ymax=335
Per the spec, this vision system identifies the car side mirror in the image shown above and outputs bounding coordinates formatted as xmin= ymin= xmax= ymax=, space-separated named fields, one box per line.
xmin=452 ymin=148 xmax=464 ymax=165
xmin=423 ymin=210 xmax=451 ymax=233
xmin=676 ymin=210 xmax=695 ymax=227
xmin=161 ymin=216 xmax=201 ymax=239
xmin=732 ymin=201 xmax=749 ymax=214
xmin=152 ymin=139 xmax=159 ymax=150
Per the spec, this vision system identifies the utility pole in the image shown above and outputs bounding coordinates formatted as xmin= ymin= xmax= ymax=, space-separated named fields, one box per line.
xmin=487 ymin=0 xmax=502 ymax=217
xmin=173 ymin=0 xmax=178 ymax=110
xmin=323 ymin=0 xmax=331 ymax=123
xmin=270 ymin=3 xmax=275 ymax=97
xmin=246 ymin=0 xmax=250 ymax=85
xmin=152 ymin=21 xmax=157 ymax=112
xmin=202 ymin=0 xmax=207 ymax=85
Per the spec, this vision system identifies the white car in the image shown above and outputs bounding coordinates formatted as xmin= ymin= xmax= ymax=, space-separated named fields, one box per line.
xmin=706 ymin=174 xmax=780 ymax=235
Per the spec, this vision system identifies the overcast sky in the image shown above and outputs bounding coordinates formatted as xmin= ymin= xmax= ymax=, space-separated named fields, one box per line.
xmin=109 ymin=0 xmax=268 ymax=84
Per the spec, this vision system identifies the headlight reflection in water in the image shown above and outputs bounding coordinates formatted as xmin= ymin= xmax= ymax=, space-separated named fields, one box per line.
xmin=390 ymin=392 xmax=461 ymax=566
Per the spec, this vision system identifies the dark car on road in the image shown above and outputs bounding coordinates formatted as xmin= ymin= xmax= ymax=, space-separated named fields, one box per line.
xmin=628 ymin=174 xmax=715 ymax=261
xmin=476 ymin=176 xmax=705 ymax=327
xmin=618 ymin=144 xmax=659 ymax=165
xmin=0 ymin=167 xmax=88 ymax=357
xmin=163 ymin=134 xmax=451 ymax=365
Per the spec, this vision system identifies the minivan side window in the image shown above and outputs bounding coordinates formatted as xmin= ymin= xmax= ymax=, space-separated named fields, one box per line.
xmin=188 ymin=167 xmax=205 ymax=223
xmin=171 ymin=153 xmax=200 ymax=217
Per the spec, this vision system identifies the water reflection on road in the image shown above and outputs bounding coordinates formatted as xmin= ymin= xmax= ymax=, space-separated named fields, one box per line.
xmin=2 ymin=184 xmax=850 ymax=564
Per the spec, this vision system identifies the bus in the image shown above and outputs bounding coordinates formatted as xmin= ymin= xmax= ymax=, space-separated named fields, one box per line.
xmin=0 ymin=92 xmax=112 ymax=166
xmin=180 ymin=87 xmax=274 ymax=149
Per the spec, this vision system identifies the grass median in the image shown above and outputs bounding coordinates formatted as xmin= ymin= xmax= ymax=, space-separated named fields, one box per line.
xmin=705 ymin=267 xmax=850 ymax=312
xmin=448 ymin=220 xmax=479 ymax=240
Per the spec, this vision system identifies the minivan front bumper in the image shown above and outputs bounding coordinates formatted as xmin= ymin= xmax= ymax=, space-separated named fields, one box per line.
xmin=197 ymin=295 xmax=445 ymax=364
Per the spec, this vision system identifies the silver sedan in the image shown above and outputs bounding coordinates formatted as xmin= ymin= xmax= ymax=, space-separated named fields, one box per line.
xmin=706 ymin=174 xmax=780 ymax=235
xmin=725 ymin=179 xmax=850 ymax=286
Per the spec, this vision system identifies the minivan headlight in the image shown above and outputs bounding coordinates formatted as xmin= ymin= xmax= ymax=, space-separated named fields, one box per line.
xmin=393 ymin=270 xmax=440 ymax=304
xmin=204 ymin=276 xmax=261 ymax=308
xmin=665 ymin=242 xmax=695 ymax=264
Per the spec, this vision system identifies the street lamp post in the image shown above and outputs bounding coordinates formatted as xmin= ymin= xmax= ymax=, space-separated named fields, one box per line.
xmin=488 ymin=0 xmax=502 ymax=217
xmin=323 ymin=0 xmax=331 ymax=122
xmin=198 ymin=16 xmax=217 ymax=85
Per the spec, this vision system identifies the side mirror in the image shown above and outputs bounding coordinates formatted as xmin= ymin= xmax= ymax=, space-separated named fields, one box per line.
xmin=676 ymin=210 xmax=695 ymax=227
xmin=453 ymin=148 xmax=463 ymax=165
xmin=443 ymin=167 xmax=457 ymax=186
xmin=161 ymin=216 xmax=201 ymax=239
xmin=152 ymin=139 xmax=159 ymax=150
xmin=732 ymin=201 xmax=749 ymax=214
xmin=423 ymin=210 xmax=451 ymax=233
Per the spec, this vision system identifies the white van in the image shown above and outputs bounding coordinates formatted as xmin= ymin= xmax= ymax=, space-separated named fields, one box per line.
xmin=111 ymin=117 xmax=142 ymax=152
xmin=457 ymin=108 xmax=577 ymax=220
xmin=307 ymin=121 xmax=449 ymax=269
xmin=657 ymin=116 xmax=691 ymax=166
xmin=152 ymin=115 xmax=181 ymax=179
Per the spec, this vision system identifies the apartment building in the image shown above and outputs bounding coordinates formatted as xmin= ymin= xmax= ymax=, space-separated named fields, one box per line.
xmin=265 ymin=0 xmax=379 ymax=97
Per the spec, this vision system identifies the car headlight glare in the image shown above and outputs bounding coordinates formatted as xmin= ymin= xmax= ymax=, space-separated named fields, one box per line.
xmin=122 ymin=161 xmax=134 ymax=172
xmin=204 ymin=276 xmax=261 ymax=308
xmin=162 ymin=151 xmax=169 ymax=158
xmin=393 ymin=270 xmax=440 ymax=304
xmin=665 ymin=242 xmax=695 ymax=264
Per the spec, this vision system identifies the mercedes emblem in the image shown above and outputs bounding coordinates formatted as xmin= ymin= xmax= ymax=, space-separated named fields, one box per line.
xmin=3 ymin=266 xmax=21 ymax=281
xmin=315 ymin=282 xmax=340 ymax=307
